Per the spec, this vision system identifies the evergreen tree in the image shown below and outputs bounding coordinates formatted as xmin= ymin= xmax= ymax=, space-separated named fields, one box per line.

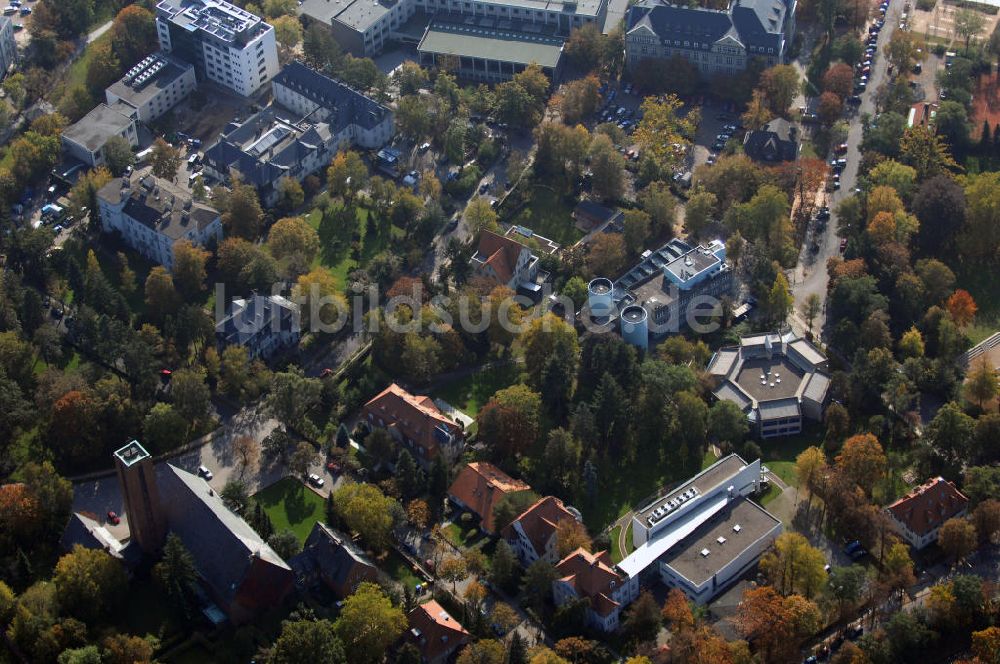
xmin=508 ymin=632 xmax=528 ymax=664
xmin=994 ymin=123 xmax=1000 ymax=157
xmin=583 ymin=459 xmax=598 ymax=503
xmin=981 ymin=120 xmax=992 ymax=153
xmin=325 ymin=492 xmax=339 ymax=528
xmin=540 ymin=354 xmax=573 ymax=421
xmin=336 ymin=423 xmax=351 ymax=448
xmin=489 ymin=540 xmax=519 ymax=592
xmin=429 ymin=454 xmax=449 ymax=502
xmin=396 ymin=450 xmax=424 ymax=500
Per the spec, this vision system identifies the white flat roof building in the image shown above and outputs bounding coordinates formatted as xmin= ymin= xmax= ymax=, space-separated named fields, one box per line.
xmin=617 ymin=455 xmax=781 ymax=605
xmin=155 ymin=0 xmax=279 ymax=97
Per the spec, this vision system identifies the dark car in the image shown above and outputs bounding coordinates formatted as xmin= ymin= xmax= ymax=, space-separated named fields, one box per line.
xmin=444 ymin=217 xmax=459 ymax=233
xmin=817 ymin=206 xmax=831 ymax=220
xmin=847 ymin=95 xmax=863 ymax=105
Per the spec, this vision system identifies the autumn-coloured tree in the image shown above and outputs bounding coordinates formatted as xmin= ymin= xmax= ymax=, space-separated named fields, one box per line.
xmin=737 ymin=586 xmax=821 ymax=663
xmin=795 ymin=446 xmax=827 ymax=506
xmin=947 ymin=289 xmax=978 ymax=327
xmin=835 ymin=433 xmax=887 ymax=496
xmin=586 ymin=230 xmax=628 ymax=278
xmin=817 ymin=92 xmax=844 ymax=126
xmin=327 ymin=150 xmax=368 ymax=202
xmin=222 ymin=181 xmax=265 ymax=240
xmin=661 ymin=588 xmax=695 ymax=633
xmin=972 ymin=626 xmax=1000 ymax=664
xmin=822 ymin=63 xmax=855 ymax=98
xmin=232 ymin=434 xmax=261 ymax=480
xmin=172 ymin=240 xmax=210 ymax=298
xmin=438 ymin=556 xmax=469 ymax=592
xmin=150 ymin=138 xmax=181 ymax=181
xmin=741 ymin=89 xmax=773 ymax=130
xmin=759 ymin=65 xmax=800 ymax=116
xmin=110 ymin=5 xmax=158 ymax=66
xmin=760 ymin=532 xmax=828 ymax=598
xmin=973 ymin=499 xmax=1000 ymax=548
xmin=555 ymin=519 xmax=592 ymax=559
xmin=464 ymin=579 xmax=487 ymax=609
xmin=406 ymin=498 xmax=430 ymax=530
xmin=939 ymin=517 xmax=977 ymax=563
xmin=490 ymin=602 xmax=521 ymax=635
xmin=965 ymin=356 xmax=998 ymax=410
xmin=478 ymin=385 xmax=542 ymax=458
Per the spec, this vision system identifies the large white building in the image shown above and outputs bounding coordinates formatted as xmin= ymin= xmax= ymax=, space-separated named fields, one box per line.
xmin=105 ymin=53 xmax=198 ymax=124
xmin=618 ymin=455 xmax=781 ymax=606
xmin=155 ymin=0 xmax=279 ymax=97
xmin=203 ymin=61 xmax=393 ymax=206
xmin=97 ymin=168 xmax=223 ymax=270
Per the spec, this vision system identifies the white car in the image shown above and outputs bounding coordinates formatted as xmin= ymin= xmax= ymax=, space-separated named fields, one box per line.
xmin=197 ymin=465 xmax=213 ymax=481
xmin=308 ymin=473 xmax=325 ymax=488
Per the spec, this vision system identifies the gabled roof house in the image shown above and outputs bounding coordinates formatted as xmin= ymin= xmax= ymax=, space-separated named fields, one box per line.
xmin=885 ymin=477 xmax=969 ymax=550
xmin=289 ymin=522 xmax=378 ymax=597
xmin=406 ymin=600 xmax=470 ymax=664
xmin=448 ymin=462 xmax=531 ymax=534
xmin=502 ymin=496 xmax=581 ymax=567
xmin=470 ymin=229 xmax=540 ymax=290
xmin=361 ymin=383 xmax=465 ymax=469
xmin=553 ymin=548 xmax=640 ymax=633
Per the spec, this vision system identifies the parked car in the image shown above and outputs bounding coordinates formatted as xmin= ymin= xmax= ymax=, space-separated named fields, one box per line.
xmin=106 ymin=511 xmax=120 ymax=525
xmin=198 ymin=465 xmax=213 ymax=481
xmin=817 ymin=206 xmax=831 ymax=220
xmin=308 ymin=473 xmax=325 ymax=488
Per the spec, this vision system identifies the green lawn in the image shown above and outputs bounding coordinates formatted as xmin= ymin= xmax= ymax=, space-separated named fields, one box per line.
xmin=58 ymin=31 xmax=113 ymax=106
xmin=252 ymin=477 xmax=325 ymax=543
xmin=433 ymin=363 xmax=524 ymax=417
xmin=306 ymin=203 xmax=400 ymax=292
xmin=380 ymin=549 xmax=422 ymax=590
xmin=610 ymin=525 xmax=623 ymax=563
xmin=443 ymin=520 xmax=483 ymax=549
xmin=701 ymin=448 xmax=719 ymax=470
xmin=759 ymin=424 xmax=825 ymax=489
xmin=503 ymin=185 xmax=585 ymax=246
xmin=757 ymin=483 xmax=782 ymax=507
xmin=956 ymin=263 xmax=1000 ymax=346
xmin=584 ymin=451 xmax=690 ymax=532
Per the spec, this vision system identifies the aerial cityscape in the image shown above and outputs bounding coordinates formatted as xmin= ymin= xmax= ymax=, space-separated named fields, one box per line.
xmin=2 ymin=0 xmax=1000 ymax=662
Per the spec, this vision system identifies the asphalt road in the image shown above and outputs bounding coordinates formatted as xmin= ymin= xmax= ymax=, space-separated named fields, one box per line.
xmin=789 ymin=0 xmax=905 ymax=337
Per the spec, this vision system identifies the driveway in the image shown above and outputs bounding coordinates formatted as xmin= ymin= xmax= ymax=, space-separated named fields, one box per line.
xmin=788 ymin=0 xmax=905 ymax=337
xmin=70 ymin=406 xmax=339 ymax=540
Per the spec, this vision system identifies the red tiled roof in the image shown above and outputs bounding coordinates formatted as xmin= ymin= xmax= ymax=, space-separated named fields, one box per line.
xmin=555 ymin=548 xmax=622 ymax=617
xmin=362 ymin=384 xmax=462 ymax=461
xmin=407 ymin=600 xmax=469 ymax=663
xmin=474 ymin=230 xmax=527 ymax=284
xmin=448 ymin=462 xmax=531 ymax=533
xmin=887 ymin=477 xmax=969 ymax=538
xmin=501 ymin=496 xmax=577 ymax=559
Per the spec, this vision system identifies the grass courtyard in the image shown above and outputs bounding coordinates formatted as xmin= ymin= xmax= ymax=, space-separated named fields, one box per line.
xmin=503 ymin=185 xmax=585 ymax=246
xmin=253 ymin=477 xmax=325 ymax=543
xmin=306 ymin=202 xmax=403 ymax=293
xmin=432 ymin=362 xmax=525 ymax=417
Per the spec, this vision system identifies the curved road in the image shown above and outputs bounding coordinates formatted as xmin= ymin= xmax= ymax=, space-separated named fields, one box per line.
xmin=789 ymin=0 xmax=905 ymax=337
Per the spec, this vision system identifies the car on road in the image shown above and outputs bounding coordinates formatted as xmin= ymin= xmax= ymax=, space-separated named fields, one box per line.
xmin=847 ymin=95 xmax=862 ymax=105
xmin=308 ymin=473 xmax=325 ymax=488
xmin=326 ymin=461 xmax=341 ymax=473
xmin=834 ymin=143 xmax=848 ymax=154
xmin=817 ymin=206 xmax=831 ymax=220
xmin=198 ymin=465 xmax=213 ymax=481
xmin=52 ymin=225 xmax=63 ymax=234
xmin=478 ymin=182 xmax=489 ymax=194
xmin=707 ymin=154 xmax=716 ymax=165
xmin=106 ymin=511 xmax=120 ymax=525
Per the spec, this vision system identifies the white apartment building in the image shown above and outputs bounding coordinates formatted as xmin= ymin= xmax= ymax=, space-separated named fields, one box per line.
xmin=105 ymin=53 xmax=197 ymax=124
xmin=97 ymin=168 xmax=223 ymax=270
xmin=155 ymin=0 xmax=279 ymax=97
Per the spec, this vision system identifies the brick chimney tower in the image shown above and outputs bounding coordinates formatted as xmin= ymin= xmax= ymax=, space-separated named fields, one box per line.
xmin=113 ymin=440 xmax=166 ymax=554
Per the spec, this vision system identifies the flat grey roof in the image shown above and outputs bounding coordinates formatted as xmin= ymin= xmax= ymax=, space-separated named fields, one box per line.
xmin=707 ymin=348 xmax=739 ymax=377
xmin=802 ymin=372 xmax=831 ymax=404
xmin=418 ymin=21 xmax=564 ymax=68
xmin=713 ymin=380 xmax=751 ymax=411
xmin=106 ymin=54 xmax=193 ymax=110
xmin=788 ymin=338 xmax=826 ymax=368
xmin=661 ymin=497 xmax=780 ymax=587
xmin=636 ymin=454 xmax=747 ymax=524
xmin=62 ymin=104 xmax=133 ymax=153
xmin=734 ymin=356 xmax=805 ymax=403
xmin=664 ymin=247 xmax=720 ymax=283
xmin=757 ymin=397 xmax=801 ymax=421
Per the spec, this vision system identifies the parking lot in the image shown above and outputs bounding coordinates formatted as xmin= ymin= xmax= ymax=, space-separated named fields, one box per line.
xmin=692 ymin=102 xmax=743 ymax=171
